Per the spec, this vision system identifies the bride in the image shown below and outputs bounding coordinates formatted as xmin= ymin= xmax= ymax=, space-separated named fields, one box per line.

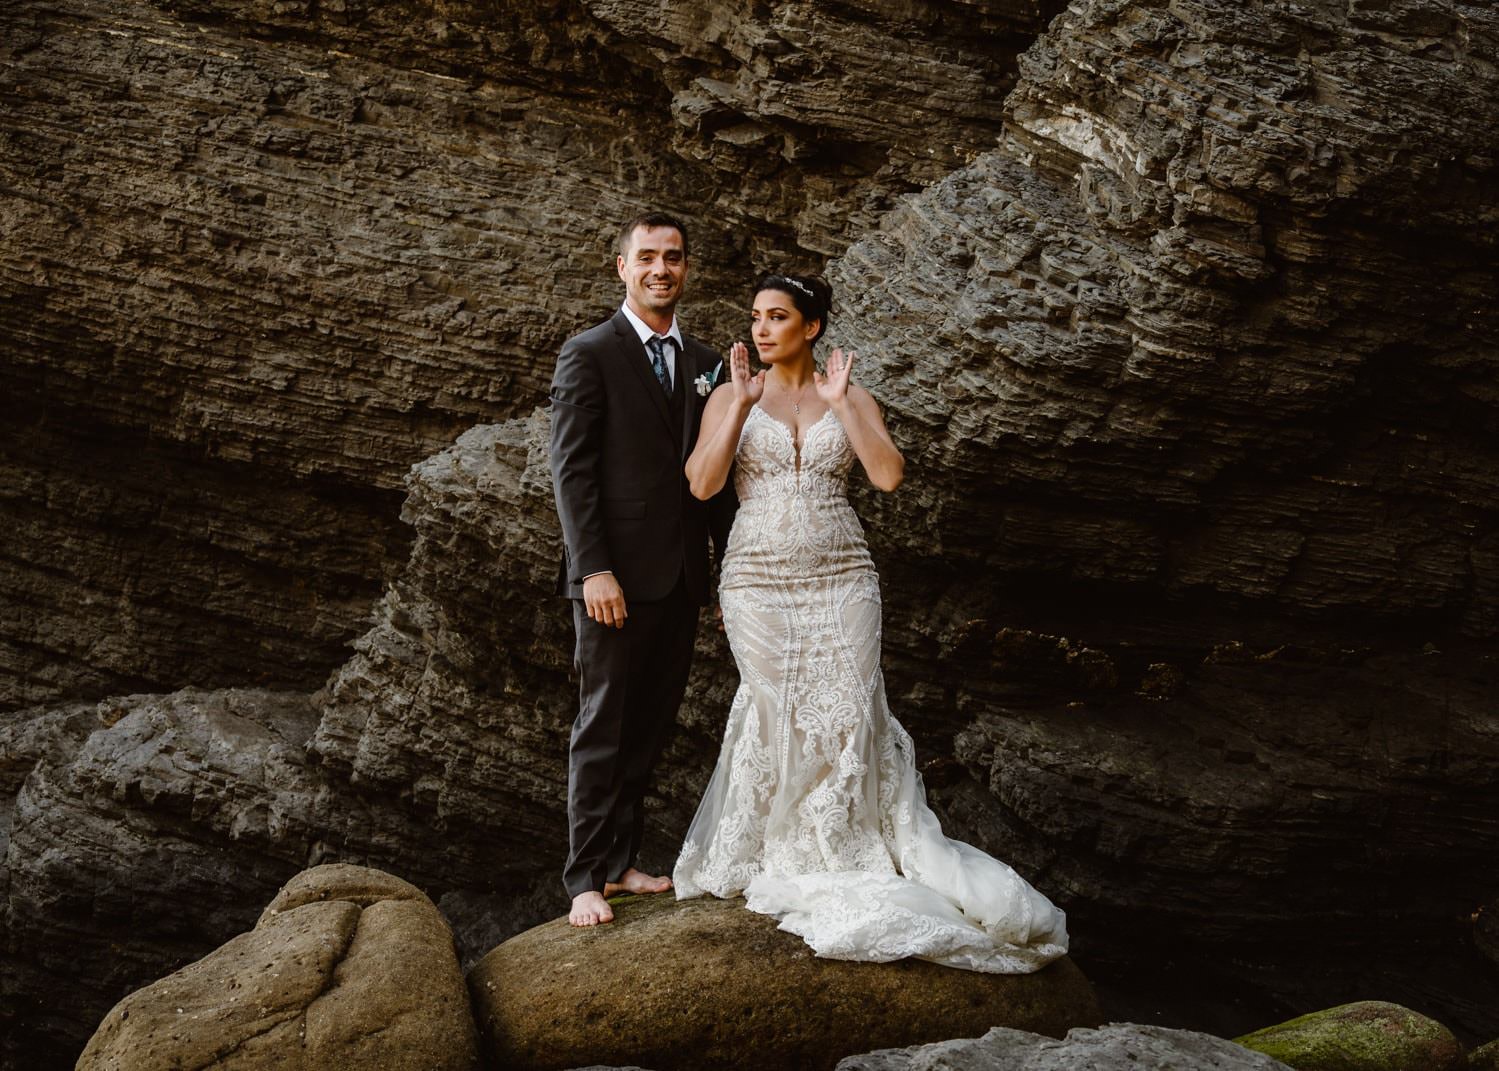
xmin=671 ymin=273 xmax=1069 ymax=973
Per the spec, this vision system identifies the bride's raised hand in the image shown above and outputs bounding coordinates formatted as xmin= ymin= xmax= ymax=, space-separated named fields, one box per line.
xmin=729 ymin=340 xmax=765 ymax=405
xmin=814 ymin=347 xmax=854 ymax=405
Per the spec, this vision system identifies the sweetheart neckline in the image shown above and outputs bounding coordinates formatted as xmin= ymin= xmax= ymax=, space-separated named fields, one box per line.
xmin=750 ymin=405 xmax=837 ymax=450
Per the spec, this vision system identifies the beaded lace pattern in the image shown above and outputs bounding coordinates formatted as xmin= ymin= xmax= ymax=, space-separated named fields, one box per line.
xmin=673 ymin=405 xmax=1069 ymax=972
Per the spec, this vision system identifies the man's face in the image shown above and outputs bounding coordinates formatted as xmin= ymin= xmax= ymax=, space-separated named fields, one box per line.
xmin=617 ymin=225 xmax=687 ymax=319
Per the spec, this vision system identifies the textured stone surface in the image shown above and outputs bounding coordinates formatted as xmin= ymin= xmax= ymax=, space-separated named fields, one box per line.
xmin=0 ymin=689 xmax=547 ymax=1068
xmin=77 ymin=863 xmax=478 ymax=1071
xmin=1470 ymin=1039 xmax=1499 ymax=1071
xmin=5 ymin=0 xmax=1499 ymax=1066
xmin=0 ymin=411 xmax=408 ymax=708
xmin=819 ymin=0 xmax=1499 ymax=1038
xmin=1236 ymin=1001 xmax=1464 ymax=1071
xmin=468 ymin=892 xmax=1101 ymax=1071
xmin=1477 ymin=897 xmax=1499 ymax=971
xmin=838 ymin=1024 xmax=1292 ymax=1070
xmin=0 ymin=0 xmax=1057 ymax=711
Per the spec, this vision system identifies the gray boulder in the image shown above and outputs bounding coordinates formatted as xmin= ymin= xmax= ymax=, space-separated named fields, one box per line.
xmin=837 ymin=1023 xmax=1292 ymax=1069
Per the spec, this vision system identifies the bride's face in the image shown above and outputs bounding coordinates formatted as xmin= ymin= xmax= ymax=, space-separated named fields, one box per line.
xmin=751 ymin=290 xmax=820 ymax=364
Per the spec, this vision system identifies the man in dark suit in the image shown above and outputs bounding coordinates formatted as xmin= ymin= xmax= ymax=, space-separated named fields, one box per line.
xmin=549 ymin=211 xmax=733 ymax=927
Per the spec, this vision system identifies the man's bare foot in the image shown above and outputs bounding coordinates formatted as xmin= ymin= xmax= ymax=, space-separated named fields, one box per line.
xmin=569 ymin=891 xmax=614 ymax=927
xmin=603 ymin=867 xmax=673 ymax=897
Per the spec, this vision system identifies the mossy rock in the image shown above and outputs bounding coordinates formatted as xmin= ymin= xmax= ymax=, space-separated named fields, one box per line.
xmin=1235 ymin=1000 xmax=1463 ymax=1071
xmin=468 ymin=892 xmax=1101 ymax=1071
xmin=1470 ymin=1038 xmax=1499 ymax=1070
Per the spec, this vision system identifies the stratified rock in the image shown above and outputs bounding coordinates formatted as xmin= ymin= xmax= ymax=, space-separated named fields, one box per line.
xmin=0 ymin=0 xmax=1059 ymax=711
xmin=1235 ymin=1001 xmax=1464 ymax=1071
xmin=823 ymin=0 xmax=1499 ymax=1035
xmin=77 ymin=863 xmax=477 ymax=1070
xmin=468 ymin=893 xmax=1101 ymax=1071
xmin=7 ymin=0 xmax=1499 ymax=1063
xmin=0 ymin=688 xmax=541 ymax=1069
xmin=838 ymin=1023 xmax=1292 ymax=1070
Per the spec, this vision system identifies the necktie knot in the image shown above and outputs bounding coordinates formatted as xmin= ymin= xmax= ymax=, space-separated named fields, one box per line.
xmin=645 ymin=335 xmax=673 ymax=394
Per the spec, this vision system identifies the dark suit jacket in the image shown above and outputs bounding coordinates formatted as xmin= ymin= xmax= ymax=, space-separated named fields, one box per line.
xmin=549 ymin=309 xmax=734 ymax=606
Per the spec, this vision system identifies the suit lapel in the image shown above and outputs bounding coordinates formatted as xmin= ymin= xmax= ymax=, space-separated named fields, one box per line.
xmin=678 ymin=342 xmax=699 ymax=461
xmin=612 ymin=313 xmax=674 ymax=435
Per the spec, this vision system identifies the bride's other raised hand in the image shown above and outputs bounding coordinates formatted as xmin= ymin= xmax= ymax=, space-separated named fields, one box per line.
xmin=729 ymin=340 xmax=765 ymax=405
xmin=814 ymin=347 xmax=854 ymax=405
xmin=815 ymin=347 xmax=904 ymax=492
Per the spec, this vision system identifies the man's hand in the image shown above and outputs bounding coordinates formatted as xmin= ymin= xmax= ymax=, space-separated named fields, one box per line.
xmin=583 ymin=572 xmax=628 ymax=629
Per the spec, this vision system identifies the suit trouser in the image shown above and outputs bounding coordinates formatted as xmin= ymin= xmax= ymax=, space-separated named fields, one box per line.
xmin=564 ymin=574 xmax=697 ymax=898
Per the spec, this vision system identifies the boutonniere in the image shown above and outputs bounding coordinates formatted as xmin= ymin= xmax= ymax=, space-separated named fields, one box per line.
xmin=694 ymin=361 xmax=723 ymax=397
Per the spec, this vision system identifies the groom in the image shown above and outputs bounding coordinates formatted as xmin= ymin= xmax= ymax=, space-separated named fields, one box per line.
xmin=548 ymin=211 xmax=732 ymax=927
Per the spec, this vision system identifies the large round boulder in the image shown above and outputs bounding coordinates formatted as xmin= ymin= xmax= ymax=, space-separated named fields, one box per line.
xmin=77 ymin=863 xmax=478 ymax=1070
xmin=1235 ymin=1000 xmax=1463 ymax=1071
xmin=468 ymin=892 xmax=1101 ymax=1071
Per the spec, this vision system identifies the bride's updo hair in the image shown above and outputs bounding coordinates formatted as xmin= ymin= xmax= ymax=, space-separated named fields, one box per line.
xmin=755 ymin=273 xmax=833 ymax=342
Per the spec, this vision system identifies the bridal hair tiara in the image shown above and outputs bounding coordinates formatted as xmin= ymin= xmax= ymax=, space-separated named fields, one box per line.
xmin=785 ymin=277 xmax=815 ymax=298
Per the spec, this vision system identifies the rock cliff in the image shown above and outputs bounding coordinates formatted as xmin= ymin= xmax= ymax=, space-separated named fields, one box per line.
xmin=3 ymin=0 xmax=1498 ymax=1067
xmin=0 ymin=0 xmax=1059 ymax=710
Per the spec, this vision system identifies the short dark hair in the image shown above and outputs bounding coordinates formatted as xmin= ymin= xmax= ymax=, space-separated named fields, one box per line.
xmin=755 ymin=273 xmax=833 ymax=342
xmin=618 ymin=212 xmax=690 ymax=259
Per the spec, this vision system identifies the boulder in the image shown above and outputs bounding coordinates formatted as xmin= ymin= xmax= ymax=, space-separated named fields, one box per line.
xmin=77 ymin=863 xmax=477 ymax=1071
xmin=1235 ymin=1000 xmax=1463 ymax=1071
xmin=1470 ymin=1039 xmax=1499 ymax=1070
xmin=468 ymin=892 xmax=1101 ymax=1071
xmin=838 ymin=1023 xmax=1292 ymax=1070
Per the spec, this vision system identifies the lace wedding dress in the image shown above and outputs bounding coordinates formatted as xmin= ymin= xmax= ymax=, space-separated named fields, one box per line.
xmin=673 ymin=405 xmax=1069 ymax=972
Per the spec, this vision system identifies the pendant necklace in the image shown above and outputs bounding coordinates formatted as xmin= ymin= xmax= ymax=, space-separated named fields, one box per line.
xmin=783 ymin=378 xmax=809 ymax=415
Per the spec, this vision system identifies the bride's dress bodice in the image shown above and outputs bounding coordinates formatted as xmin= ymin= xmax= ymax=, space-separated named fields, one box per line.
xmin=675 ymin=402 xmax=1068 ymax=974
xmin=720 ymin=406 xmax=875 ymax=592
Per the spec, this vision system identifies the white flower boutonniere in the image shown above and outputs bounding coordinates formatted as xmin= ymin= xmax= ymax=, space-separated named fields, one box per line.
xmin=699 ymin=359 xmax=726 ymax=397
xmin=697 ymin=360 xmax=725 ymax=397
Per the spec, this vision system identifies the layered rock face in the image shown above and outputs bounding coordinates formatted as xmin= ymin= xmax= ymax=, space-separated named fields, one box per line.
xmin=4 ymin=0 xmax=1499 ymax=1067
xmin=820 ymin=0 xmax=1499 ymax=1016
xmin=0 ymin=0 xmax=1057 ymax=710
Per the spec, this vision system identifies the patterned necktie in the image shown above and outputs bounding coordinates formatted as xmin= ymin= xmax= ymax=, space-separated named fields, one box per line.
xmin=645 ymin=335 xmax=672 ymax=395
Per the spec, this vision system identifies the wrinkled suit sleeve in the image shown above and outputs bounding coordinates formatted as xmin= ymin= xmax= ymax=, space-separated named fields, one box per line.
xmin=549 ymin=335 xmax=611 ymax=584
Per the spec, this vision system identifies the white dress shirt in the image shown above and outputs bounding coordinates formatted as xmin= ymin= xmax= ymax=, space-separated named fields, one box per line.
xmin=620 ymin=302 xmax=682 ymax=389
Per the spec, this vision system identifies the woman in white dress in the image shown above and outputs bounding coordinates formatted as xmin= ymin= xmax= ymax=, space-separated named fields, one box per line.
xmin=672 ymin=274 xmax=1069 ymax=972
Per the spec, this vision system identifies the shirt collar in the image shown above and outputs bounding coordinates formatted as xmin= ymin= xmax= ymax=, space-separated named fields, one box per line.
xmin=620 ymin=302 xmax=683 ymax=350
